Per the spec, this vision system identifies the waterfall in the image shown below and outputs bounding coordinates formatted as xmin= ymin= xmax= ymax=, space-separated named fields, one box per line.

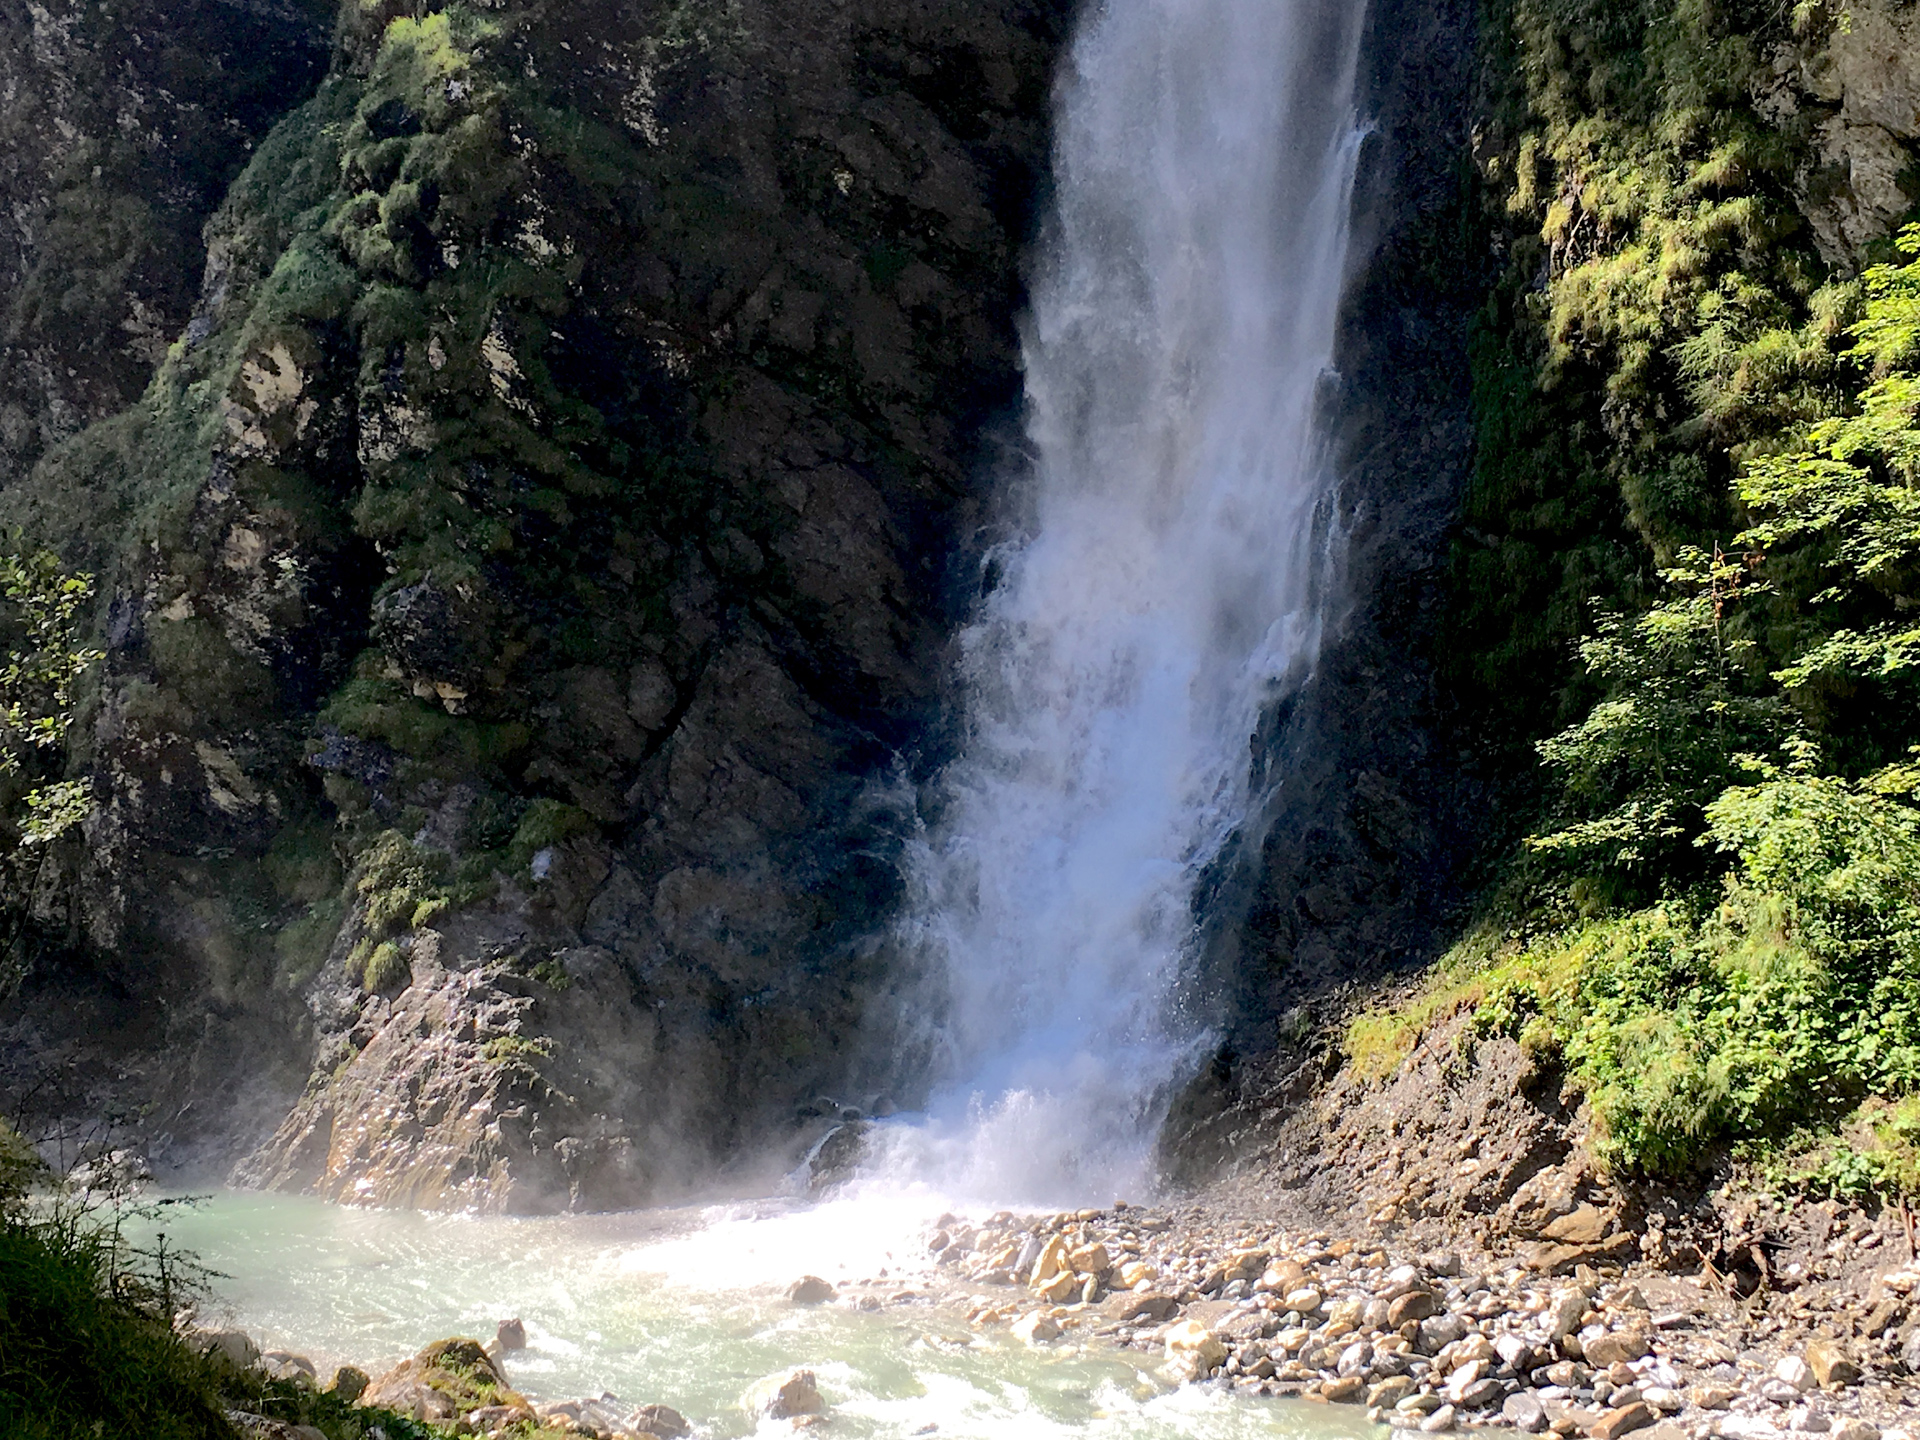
xmin=875 ymin=0 xmax=1371 ymax=1204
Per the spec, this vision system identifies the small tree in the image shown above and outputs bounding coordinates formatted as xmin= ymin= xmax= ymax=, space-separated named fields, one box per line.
xmin=0 ymin=535 xmax=99 ymax=993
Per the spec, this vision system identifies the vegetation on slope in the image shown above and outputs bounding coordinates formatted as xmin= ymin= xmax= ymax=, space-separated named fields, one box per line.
xmin=1378 ymin=0 xmax=1920 ymax=1199
xmin=0 ymin=1120 xmax=448 ymax=1440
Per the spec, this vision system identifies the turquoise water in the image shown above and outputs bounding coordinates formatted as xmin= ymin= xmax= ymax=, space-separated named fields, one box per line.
xmin=139 ymin=1191 xmax=1377 ymax=1440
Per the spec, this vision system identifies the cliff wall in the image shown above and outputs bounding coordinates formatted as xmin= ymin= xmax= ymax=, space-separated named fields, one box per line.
xmin=0 ymin=0 xmax=1068 ymax=1210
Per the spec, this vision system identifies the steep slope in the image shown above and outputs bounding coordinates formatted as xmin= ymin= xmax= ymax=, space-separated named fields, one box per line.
xmin=0 ymin=0 xmax=335 ymax=486
xmin=0 ymin=0 xmax=1068 ymax=1210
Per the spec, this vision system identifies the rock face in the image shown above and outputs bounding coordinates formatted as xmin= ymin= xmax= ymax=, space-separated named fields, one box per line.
xmin=0 ymin=0 xmax=333 ymax=486
xmin=1160 ymin=0 xmax=1484 ymax=1176
xmin=1758 ymin=0 xmax=1920 ymax=265
xmin=0 ymin=0 xmax=1069 ymax=1207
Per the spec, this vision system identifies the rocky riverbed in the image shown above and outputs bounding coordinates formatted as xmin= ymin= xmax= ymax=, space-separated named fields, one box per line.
xmin=186 ymin=1181 xmax=1920 ymax=1440
xmin=898 ymin=1200 xmax=1920 ymax=1440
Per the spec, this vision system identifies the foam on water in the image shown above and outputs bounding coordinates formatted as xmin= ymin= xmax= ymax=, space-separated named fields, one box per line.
xmin=882 ymin=0 xmax=1371 ymax=1202
xmin=145 ymin=1191 xmax=1375 ymax=1440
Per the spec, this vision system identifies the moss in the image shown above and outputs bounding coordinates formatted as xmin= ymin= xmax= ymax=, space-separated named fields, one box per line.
xmin=362 ymin=939 xmax=411 ymax=992
xmin=276 ymin=896 xmax=346 ymax=990
xmin=506 ymin=798 xmax=597 ymax=875
xmin=320 ymin=674 xmax=530 ymax=773
xmin=354 ymin=831 xmax=449 ymax=936
xmin=265 ymin=819 xmax=343 ymax=904
xmin=480 ymin=1034 xmax=554 ymax=1065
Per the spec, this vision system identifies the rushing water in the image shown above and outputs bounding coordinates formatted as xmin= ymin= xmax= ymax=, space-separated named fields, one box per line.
xmin=146 ymin=0 xmax=1379 ymax=1430
xmin=882 ymin=0 xmax=1370 ymax=1202
xmin=150 ymin=1192 xmax=1375 ymax=1440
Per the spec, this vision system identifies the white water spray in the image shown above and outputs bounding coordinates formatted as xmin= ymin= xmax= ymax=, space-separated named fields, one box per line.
xmin=873 ymin=0 xmax=1372 ymax=1204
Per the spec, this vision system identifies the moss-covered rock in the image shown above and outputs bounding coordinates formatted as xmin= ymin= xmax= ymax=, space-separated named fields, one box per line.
xmin=2 ymin=0 xmax=1071 ymax=1210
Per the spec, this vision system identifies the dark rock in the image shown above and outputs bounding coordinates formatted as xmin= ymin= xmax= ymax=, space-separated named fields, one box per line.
xmin=787 ymin=1275 xmax=836 ymax=1305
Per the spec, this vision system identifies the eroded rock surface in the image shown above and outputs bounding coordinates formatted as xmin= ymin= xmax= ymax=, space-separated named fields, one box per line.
xmin=0 ymin=0 xmax=1068 ymax=1208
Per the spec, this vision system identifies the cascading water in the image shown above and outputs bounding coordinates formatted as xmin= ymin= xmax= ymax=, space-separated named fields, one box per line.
xmin=876 ymin=0 xmax=1372 ymax=1204
xmin=122 ymin=6 xmax=1389 ymax=1426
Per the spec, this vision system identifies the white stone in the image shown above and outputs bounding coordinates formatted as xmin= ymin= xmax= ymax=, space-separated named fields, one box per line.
xmin=1773 ymin=1358 xmax=1815 ymax=1394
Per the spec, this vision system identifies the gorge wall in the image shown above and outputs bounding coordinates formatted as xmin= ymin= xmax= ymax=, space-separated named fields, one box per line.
xmin=6 ymin=0 xmax=1920 ymax=1214
xmin=0 ymin=0 xmax=1072 ymax=1210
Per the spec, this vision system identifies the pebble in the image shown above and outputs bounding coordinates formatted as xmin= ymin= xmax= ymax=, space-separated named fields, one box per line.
xmin=906 ymin=1202 xmax=1919 ymax=1440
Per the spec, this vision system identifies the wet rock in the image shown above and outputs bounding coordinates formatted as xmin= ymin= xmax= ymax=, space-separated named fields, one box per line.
xmin=1012 ymin=1311 xmax=1061 ymax=1345
xmin=1101 ymin=1290 xmax=1179 ymax=1324
xmin=1324 ymin=1375 xmax=1366 ymax=1403
xmin=496 ymin=1318 xmax=527 ymax=1351
xmin=1420 ymin=1402 xmax=1458 ymax=1432
xmin=808 ymin=1123 xmax=872 ymax=1194
xmin=628 ymin=1403 xmax=692 ymax=1438
xmin=1372 ymin=1376 xmax=1418 ymax=1408
xmin=787 ymin=1275 xmax=836 ymax=1305
xmin=744 ymin=1369 xmax=826 ymax=1420
xmin=1164 ymin=1319 xmax=1227 ymax=1374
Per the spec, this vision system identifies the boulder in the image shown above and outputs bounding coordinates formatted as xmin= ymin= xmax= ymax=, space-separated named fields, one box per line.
xmin=1591 ymin=1402 xmax=1656 ymax=1440
xmin=1030 ymin=1234 xmax=1068 ymax=1285
xmin=1011 ymin=1311 xmax=1061 ymax=1345
xmin=1503 ymin=1392 xmax=1548 ymax=1433
xmin=1370 ymin=1376 xmax=1417 ymax=1409
xmin=189 ymin=1328 xmax=260 ymax=1370
xmin=1323 ymin=1374 xmax=1365 ymax=1402
xmin=1584 ymin=1331 xmax=1650 ymax=1367
xmin=496 ymin=1317 xmax=527 ymax=1351
xmin=260 ymin=1352 xmax=316 ymax=1385
xmin=327 ymin=1366 xmax=369 ymax=1404
xmin=744 ymin=1369 xmax=826 ymax=1420
xmin=1068 ymin=1242 xmax=1111 ymax=1275
xmin=365 ymin=1338 xmax=521 ymax=1421
xmin=1805 ymin=1339 xmax=1860 ymax=1389
xmin=1101 ymin=1290 xmax=1178 ymax=1324
xmin=1773 ymin=1356 xmax=1816 ymax=1393
xmin=1163 ymin=1319 xmax=1227 ymax=1373
xmin=1035 ymin=1270 xmax=1079 ymax=1303
xmin=628 ymin=1403 xmax=691 ymax=1437
xmin=1455 ymin=1377 xmax=1505 ymax=1410
xmin=1548 ymin=1290 xmax=1592 ymax=1341
xmin=787 ymin=1275 xmax=836 ymax=1305
xmin=1389 ymin=1290 xmax=1439 ymax=1326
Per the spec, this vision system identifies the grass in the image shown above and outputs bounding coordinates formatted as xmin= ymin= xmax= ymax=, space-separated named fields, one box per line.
xmin=0 ymin=1120 xmax=456 ymax=1440
xmin=1346 ymin=877 xmax=1920 ymax=1194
